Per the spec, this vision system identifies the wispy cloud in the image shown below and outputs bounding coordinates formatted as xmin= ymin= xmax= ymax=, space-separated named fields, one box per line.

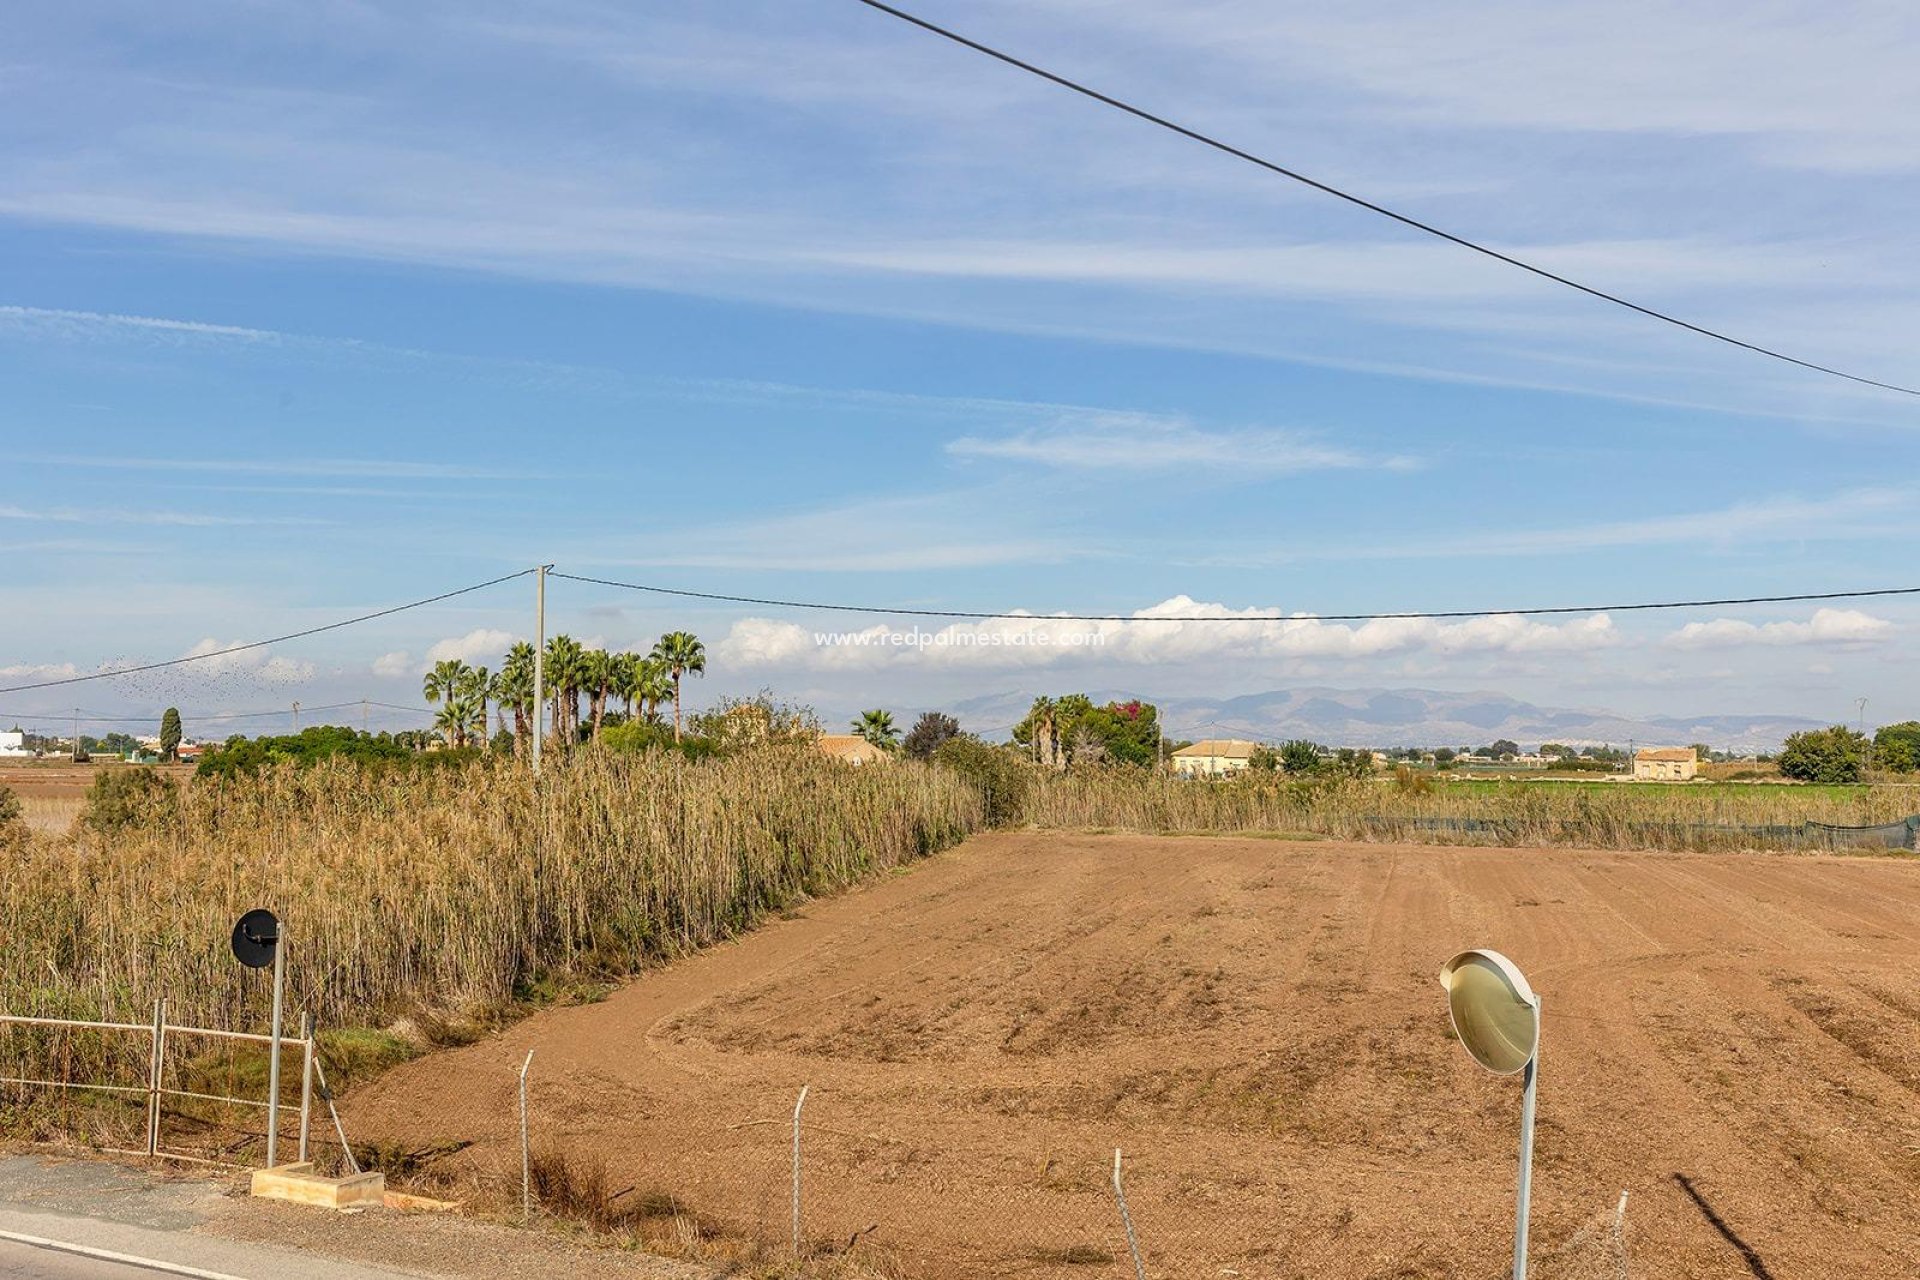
xmin=0 ymin=504 xmax=320 ymax=527
xmin=949 ymin=411 xmax=1417 ymax=475
xmin=15 ymin=456 xmax=539 ymax=481
xmin=1211 ymin=488 xmax=1917 ymax=564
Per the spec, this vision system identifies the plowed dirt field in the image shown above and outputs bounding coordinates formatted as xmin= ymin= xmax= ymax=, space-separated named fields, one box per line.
xmin=348 ymin=833 xmax=1920 ymax=1278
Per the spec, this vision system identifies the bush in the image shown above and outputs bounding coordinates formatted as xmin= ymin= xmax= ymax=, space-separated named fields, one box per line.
xmin=82 ymin=767 xmax=178 ymax=833
xmin=600 ymin=721 xmax=720 ymax=760
xmin=903 ymin=712 xmax=961 ymax=761
xmin=934 ymin=736 xmax=1031 ymax=826
xmin=0 ymin=785 xmax=20 ymax=828
xmin=1778 ymin=725 xmax=1868 ymax=784
xmin=195 ymin=726 xmax=422 ymax=778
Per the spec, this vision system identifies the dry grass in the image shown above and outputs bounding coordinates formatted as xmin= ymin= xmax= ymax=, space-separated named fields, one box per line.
xmin=1024 ymin=770 xmax=1918 ymax=851
xmin=0 ymin=751 xmax=983 ymax=1040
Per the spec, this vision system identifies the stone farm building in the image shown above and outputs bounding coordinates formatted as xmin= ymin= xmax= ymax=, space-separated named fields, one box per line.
xmin=813 ymin=733 xmax=892 ymax=766
xmin=1171 ymin=739 xmax=1259 ymax=777
xmin=1633 ymin=747 xmax=1698 ymax=781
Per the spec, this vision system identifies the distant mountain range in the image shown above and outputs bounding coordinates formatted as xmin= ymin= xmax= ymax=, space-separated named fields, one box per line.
xmin=942 ymin=686 xmax=1829 ymax=754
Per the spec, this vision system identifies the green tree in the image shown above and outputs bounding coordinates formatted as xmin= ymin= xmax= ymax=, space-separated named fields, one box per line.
xmin=1873 ymin=721 xmax=1920 ymax=774
xmin=462 ymin=665 xmax=491 ymax=745
xmin=1247 ymin=745 xmax=1279 ymax=772
xmin=619 ymin=654 xmax=672 ymax=725
xmin=903 ymin=711 xmax=961 ymax=760
xmin=159 ymin=707 xmax=183 ymax=762
xmin=1279 ymin=740 xmax=1322 ymax=775
xmin=1778 ymin=725 xmax=1868 ymax=784
xmin=1432 ymin=747 xmax=1457 ymax=767
xmin=579 ymin=648 xmax=615 ymax=742
xmin=497 ymin=643 xmax=536 ymax=758
xmin=422 ymin=659 xmax=473 ymax=748
xmin=1331 ymin=747 xmax=1375 ymax=778
xmin=1488 ymin=739 xmax=1521 ymax=759
xmin=650 ymin=632 xmax=706 ymax=742
xmin=853 ymin=709 xmax=900 ymax=751
xmin=543 ymin=635 xmax=586 ymax=746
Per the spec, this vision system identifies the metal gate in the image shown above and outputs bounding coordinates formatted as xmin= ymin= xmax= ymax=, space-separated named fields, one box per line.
xmin=0 ymin=1002 xmax=315 ymax=1168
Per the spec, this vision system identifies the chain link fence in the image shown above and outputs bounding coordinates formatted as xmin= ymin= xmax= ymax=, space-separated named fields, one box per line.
xmin=496 ymin=1055 xmax=1632 ymax=1279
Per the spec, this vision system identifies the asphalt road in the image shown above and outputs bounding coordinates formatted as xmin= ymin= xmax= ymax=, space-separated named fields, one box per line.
xmin=0 ymin=1239 xmax=192 ymax=1279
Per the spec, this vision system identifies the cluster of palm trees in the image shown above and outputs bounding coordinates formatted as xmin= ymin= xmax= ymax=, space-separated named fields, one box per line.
xmin=421 ymin=631 xmax=707 ymax=753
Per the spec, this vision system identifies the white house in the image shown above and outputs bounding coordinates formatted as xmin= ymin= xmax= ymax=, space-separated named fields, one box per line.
xmin=0 ymin=729 xmax=31 ymax=758
xmin=1171 ymin=739 xmax=1259 ymax=777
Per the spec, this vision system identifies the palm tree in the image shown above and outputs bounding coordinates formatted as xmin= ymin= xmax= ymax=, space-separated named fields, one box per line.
xmin=424 ymin=659 xmax=472 ymax=747
xmin=649 ymin=632 xmax=706 ymax=742
xmin=543 ymin=635 xmax=586 ymax=747
xmin=498 ymin=643 xmax=536 ymax=758
xmin=462 ymin=665 xmax=490 ymax=749
xmin=431 ymin=699 xmax=466 ymax=750
xmin=853 ymin=709 xmax=899 ymax=751
xmin=579 ymin=648 xmax=615 ymax=742
xmin=1026 ymin=696 xmax=1059 ymax=769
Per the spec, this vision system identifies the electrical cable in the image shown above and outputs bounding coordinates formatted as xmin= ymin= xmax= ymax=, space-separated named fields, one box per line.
xmin=550 ymin=571 xmax=1920 ymax=623
xmin=0 ymin=569 xmax=537 ymax=695
xmin=849 ymin=0 xmax=1920 ymax=398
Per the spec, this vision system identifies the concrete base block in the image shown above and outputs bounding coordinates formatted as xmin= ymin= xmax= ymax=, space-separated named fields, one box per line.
xmin=250 ymin=1162 xmax=387 ymax=1210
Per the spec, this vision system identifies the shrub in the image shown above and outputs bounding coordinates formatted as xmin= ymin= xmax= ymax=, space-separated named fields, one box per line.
xmin=601 ymin=721 xmax=720 ymax=760
xmin=1778 ymin=726 xmax=1868 ymax=784
xmin=194 ymin=726 xmax=422 ymax=778
xmin=903 ymin=711 xmax=961 ymax=760
xmin=934 ymin=735 xmax=1032 ymax=826
xmin=81 ymin=767 xmax=178 ymax=832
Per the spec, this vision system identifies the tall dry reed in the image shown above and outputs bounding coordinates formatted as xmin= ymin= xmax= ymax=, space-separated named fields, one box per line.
xmin=1024 ymin=770 xmax=1918 ymax=850
xmin=0 ymin=750 xmax=982 ymax=1035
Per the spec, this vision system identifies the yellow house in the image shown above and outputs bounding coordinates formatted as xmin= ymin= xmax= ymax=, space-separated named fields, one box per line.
xmin=814 ymin=733 xmax=892 ymax=766
xmin=1170 ymin=739 xmax=1259 ymax=777
xmin=1633 ymin=747 xmax=1698 ymax=781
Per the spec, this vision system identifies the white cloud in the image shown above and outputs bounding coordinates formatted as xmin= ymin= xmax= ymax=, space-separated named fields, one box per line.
xmin=0 ymin=661 xmax=82 ymax=681
xmin=717 ymin=596 xmax=1620 ymax=671
xmin=180 ymin=640 xmax=315 ymax=683
xmin=948 ymin=412 xmax=1416 ymax=475
xmin=1664 ymin=607 xmax=1896 ymax=650
xmin=372 ymin=650 xmax=413 ymax=678
xmin=423 ymin=628 xmax=521 ymax=668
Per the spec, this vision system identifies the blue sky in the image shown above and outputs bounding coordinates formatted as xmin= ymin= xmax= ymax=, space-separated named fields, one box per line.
xmin=3 ymin=0 xmax=1918 ymax=737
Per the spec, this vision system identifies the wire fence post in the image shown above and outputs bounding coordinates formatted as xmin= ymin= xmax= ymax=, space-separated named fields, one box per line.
xmin=1112 ymin=1148 xmax=1147 ymax=1280
xmin=298 ymin=1011 xmax=314 ymax=1164
xmin=791 ymin=1083 xmax=810 ymax=1259
xmin=518 ymin=1049 xmax=536 ymax=1223
xmin=144 ymin=998 xmax=166 ymax=1157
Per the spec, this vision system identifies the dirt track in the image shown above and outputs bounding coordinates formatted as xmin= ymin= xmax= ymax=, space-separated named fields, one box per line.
xmin=349 ymin=833 xmax=1920 ymax=1278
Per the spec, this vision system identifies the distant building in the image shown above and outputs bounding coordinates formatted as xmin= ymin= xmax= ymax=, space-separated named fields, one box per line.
xmin=0 ymin=729 xmax=30 ymax=758
xmin=1171 ymin=739 xmax=1259 ymax=777
xmin=1634 ymin=747 xmax=1698 ymax=781
xmin=814 ymin=733 xmax=891 ymax=766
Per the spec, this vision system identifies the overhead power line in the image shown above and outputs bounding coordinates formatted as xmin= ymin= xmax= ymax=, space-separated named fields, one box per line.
xmin=849 ymin=0 xmax=1920 ymax=398
xmin=0 ymin=569 xmax=537 ymax=696
xmin=0 ymin=701 xmax=437 ymax=726
xmin=552 ymin=571 xmax=1920 ymax=623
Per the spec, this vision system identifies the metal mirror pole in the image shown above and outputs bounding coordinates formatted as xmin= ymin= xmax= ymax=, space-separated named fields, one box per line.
xmin=1513 ymin=1005 xmax=1539 ymax=1280
xmin=267 ymin=924 xmax=286 ymax=1167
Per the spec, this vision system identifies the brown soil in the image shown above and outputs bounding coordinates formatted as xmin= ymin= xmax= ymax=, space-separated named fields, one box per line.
xmin=347 ymin=833 xmax=1920 ymax=1278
